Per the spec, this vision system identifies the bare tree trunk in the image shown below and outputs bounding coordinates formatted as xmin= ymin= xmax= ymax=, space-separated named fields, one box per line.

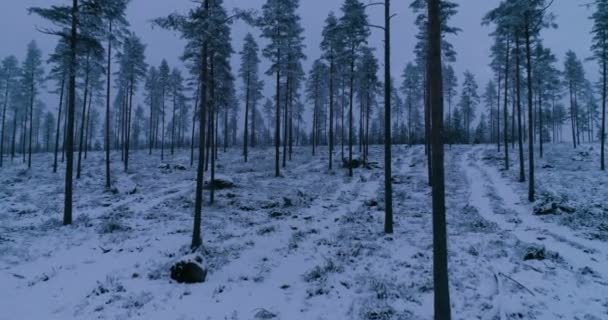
xmin=329 ymin=54 xmax=334 ymax=170
xmin=1 ymin=70 xmax=14 ymax=168
xmin=525 ymin=21 xmax=535 ymax=202
xmin=105 ymin=21 xmax=112 ymax=189
xmin=503 ymin=37 xmax=510 ymax=171
xmin=275 ymin=45 xmax=281 ymax=177
xmin=28 ymin=69 xmax=35 ymax=169
xmin=602 ymin=38 xmax=607 ymax=171
xmin=428 ymin=0 xmax=451 ymax=318
xmin=515 ymin=33 xmax=525 ymax=183
xmin=348 ymin=45 xmax=355 ymax=177
xmin=383 ymin=0 xmax=393 ymax=234
xmin=77 ymin=54 xmax=90 ymax=179
xmin=64 ymin=0 xmax=78 ymax=225
xmin=192 ymin=0 xmax=209 ymax=250
xmin=243 ymin=74 xmax=250 ymax=162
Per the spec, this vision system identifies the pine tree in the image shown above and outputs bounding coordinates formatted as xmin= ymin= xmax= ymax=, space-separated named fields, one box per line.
xmin=239 ymin=33 xmax=262 ymax=163
xmin=339 ymin=0 xmax=370 ymax=177
xmin=401 ymin=62 xmax=423 ymax=144
xmin=117 ymin=33 xmax=147 ymax=172
xmin=458 ymin=71 xmax=479 ymax=144
xmin=321 ymin=12 xmax=344 ymax=170
xmin=483 ymin=80 xmax=498 ymax=144
xmin=258 ymin=0 xmax=304 ymax=177
xmin=442 ymin=65 xmax=457 ymax=144
xmin=170 ymin=68 xmax=185 ymax=155
xmin=101 ymin=0 xmax=130 ymax=189
xmin=21 ymin=41 xmax=45 ymax=169
xmin=591 ymin=0 xmax=608 ymax=170
xmin=564 ymin=51 xmax=586 ymax=149
xmin=0 ymin=56 xmax=19 ymax=168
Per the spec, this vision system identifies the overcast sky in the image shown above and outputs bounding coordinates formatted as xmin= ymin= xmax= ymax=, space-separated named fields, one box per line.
xmin=0 ymin=0 xmax=597 ymax=119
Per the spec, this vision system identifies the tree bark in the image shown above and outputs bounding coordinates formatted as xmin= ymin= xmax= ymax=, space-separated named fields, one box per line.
xmin=64 ymin=0 xmax=78 ymax=225
xmin=383 ymin=0 xmax=393 ymax=234
xmin=428 ymin=0 xmax=451 ymax=318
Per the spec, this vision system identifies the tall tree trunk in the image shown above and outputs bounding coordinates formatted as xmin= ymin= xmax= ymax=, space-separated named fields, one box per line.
xmin=497 ymin=73 xmax=501 ymax=151
xmin=243 ymin=74 xmax=250 ymax=162
xmin=602 ymin=38 xmax=607 ymax=171
xmin=192 ymin=0 xmax=209 ymax=250
xmin=191 ymin=82 xmax=200 ymax=167
xmin=283 ymin=75 xmax=289 ymax=168
xmin=515 ymin=34 xmax=525 ymax=183
xmin=28 ymin=69 xmax=35 ymax=169
xmin=275 ymin=45 xmax=281 ymax=177
xmin=84 ymin=89 xmax=92 ymax=159
xmin=329 ymin=55 xmax=334 ymax=170
xmin=1 ymin=71 xmax=14 ymax=168
xmin=64 ymin=0 xmax=78 ymax=225
xmin=171 ymin=88 xmax=177 ymax=155
xmin=77 ymin=55 xmax=90 ymax=179
xmin=348 ymin=45 xmax=355 ymax=177
xmin=383 ymin=0 xmax=394 ymax=234
xmin=570 ymin=81 xmax=576 ymax=149
xmin=105 ymin=21 xmax=112 ymax=189
xmin=428 ymin=0 xmax=451 ymax=318
xmin=525 ymin=21 xmax=535 ymax=202
xmin=210 ymin=57 xmax=216 ymax=205
xmin=124 ymin=79 xmax=134 ymax=172
xmin=503 ymin=37 xmax=510 ymax=171
xmin=161 ymin=87 xmax=166 ymax=161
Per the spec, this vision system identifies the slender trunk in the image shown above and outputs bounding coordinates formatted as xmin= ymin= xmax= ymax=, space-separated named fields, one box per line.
xmin=105 ymin=21 xmax=112 ymax=189
xmin=384 ymin=0 xmax=394 ymax=234
xmin=77 ymin=55 xmax=90 ymax=179
xmin=515 ymin=33 xmax=525 ymax=183
xmin=497 ymin=73 xmax=501 ymax=151
xmin=283 ymin=75 xmax=289 ymax=168
xmin=329 ymin=55 xmax=334 ymax=170
xmin=570 ymin=81 xmax=577 ymax=149
xmin=275 ymin=45 xmax=281 ymax=177
xmin=503 ymin=37 xmax=510 ymax=170
xmin=602 ymin=38 xmax=607 ymax=171
xmin=161 ymin=87 xmax=165 ymax=161
xmin=64 ymin=0 xmax=78 ymax=225
xmin=1 ymin=71 xmax=14 ymax=168
xmin=124 ymin=79 xmax=134 ymax=172
xmin=191 ymin=81 xmax=200 ymax=167
xmin=171 ymin=87 xmax=177 ymax=155
xmin=84 ymin=87 xmax=93 ymax=158
xmin=244 ymin=73 xmax=250 ymax=162
xmin=428 ymin=0 xmax=451 ymax=318
xmin=210 ymin=57 xmax=216 ymax=204
xmin=348 ymin=45 xmax=355 ymax=177
xmin=525 ymin=21 xmax=535 ymax=202
xmin=28 ymin=69 xmax=35 ymax=169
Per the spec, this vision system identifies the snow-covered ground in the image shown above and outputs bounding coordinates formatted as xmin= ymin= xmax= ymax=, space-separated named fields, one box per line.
xmin=1 ymin=144 xmax=607 ymax=320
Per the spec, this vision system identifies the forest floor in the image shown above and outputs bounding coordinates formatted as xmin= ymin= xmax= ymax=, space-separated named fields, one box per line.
xmin=0 ymin=144 xmax=607 ymax=320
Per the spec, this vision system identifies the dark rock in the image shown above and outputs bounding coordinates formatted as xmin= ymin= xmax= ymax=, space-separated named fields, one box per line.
xmin=283 ymin=197 xmax=293 ymax=207
xmin=342 ymin=158 xmax=363 ymax=169
xmin=170 ymin=261 xmax=207 ymax=284
xmin=523 ymin=246 xmax=546 ymax=261
xmin=173 ymin=164 xmax=187 ymax=171
xmin=204 ymin=177 xmax=235 ymax=190
xmin=254 ymin=309 xmax=277 ymax=319
xmin=269 ymin=211 xmax=286 ymax=219
xmin=364 ymin=199 xmax=378 ymax=207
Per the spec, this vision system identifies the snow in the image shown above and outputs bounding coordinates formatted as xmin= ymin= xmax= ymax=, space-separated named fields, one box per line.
xmin=1 ymin=144 xmax=607 ymax=319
